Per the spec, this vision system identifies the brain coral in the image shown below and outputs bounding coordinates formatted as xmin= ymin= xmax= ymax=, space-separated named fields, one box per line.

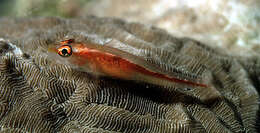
xmin=0 ymin=16 xmax=259 ymax=133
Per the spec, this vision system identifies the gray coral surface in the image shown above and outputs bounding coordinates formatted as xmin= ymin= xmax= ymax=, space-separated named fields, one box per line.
xmin=0 ymin=16 xmax=259 ymax=133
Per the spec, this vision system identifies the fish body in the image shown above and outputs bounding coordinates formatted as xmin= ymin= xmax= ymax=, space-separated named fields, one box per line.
xmin=49 ymin=40 xmax=208 ymax=88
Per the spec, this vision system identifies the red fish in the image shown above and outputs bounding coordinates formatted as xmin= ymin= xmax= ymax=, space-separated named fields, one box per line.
xmin=48 ymin=39 xmax=208 ymax=88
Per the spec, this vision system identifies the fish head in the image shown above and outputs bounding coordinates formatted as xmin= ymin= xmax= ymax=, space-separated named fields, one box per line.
xmin=46 ymin=39 xmax=91 ymax=71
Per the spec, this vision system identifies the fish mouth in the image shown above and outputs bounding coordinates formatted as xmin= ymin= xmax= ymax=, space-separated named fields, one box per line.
xmin=47 ymin=47 xmax=58 ymax=53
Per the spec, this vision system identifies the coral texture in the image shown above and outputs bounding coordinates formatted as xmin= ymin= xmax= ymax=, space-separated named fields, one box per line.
xmin=0 ymin=16 xmax=259 ymax=133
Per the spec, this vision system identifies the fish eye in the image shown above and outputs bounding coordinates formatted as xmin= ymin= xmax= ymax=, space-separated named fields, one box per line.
xmin=57 ymin=45 xmax=72 ymax=57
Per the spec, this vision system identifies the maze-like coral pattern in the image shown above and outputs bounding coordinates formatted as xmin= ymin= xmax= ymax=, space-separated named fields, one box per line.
xmin=0 ymin=17 xmax=259 ymax=133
